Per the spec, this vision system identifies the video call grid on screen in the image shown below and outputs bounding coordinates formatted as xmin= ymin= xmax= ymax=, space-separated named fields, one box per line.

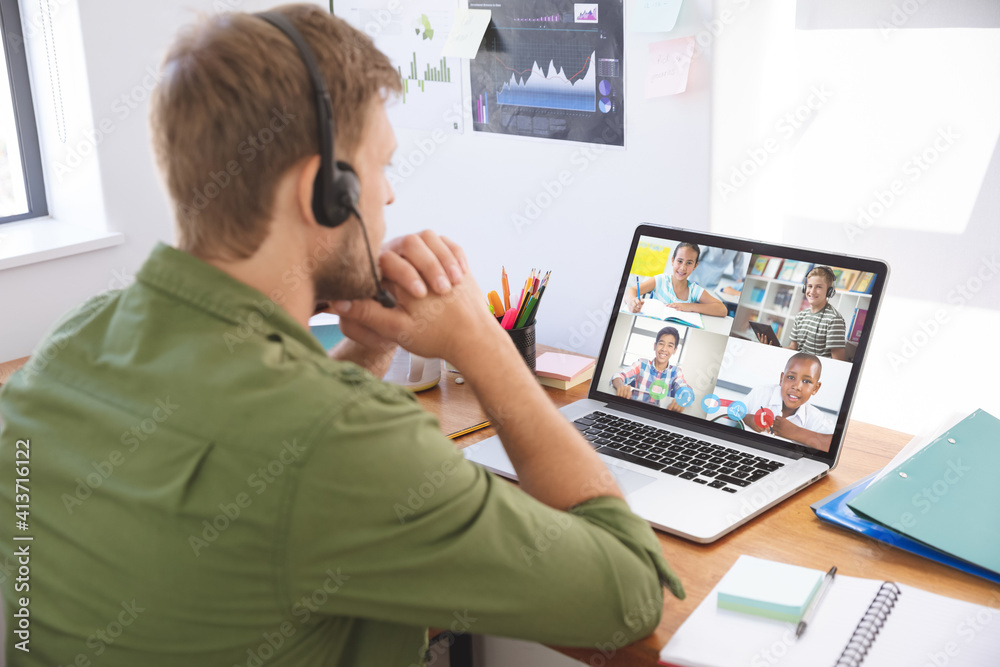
xmin=592 ymin=226 xmax=887 ymax=462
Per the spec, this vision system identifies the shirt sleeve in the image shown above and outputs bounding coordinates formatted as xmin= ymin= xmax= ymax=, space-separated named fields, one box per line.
xmin=825 ymin=311 xmax=847 ymax=350
xmin=669 ymin=367 xmax=689 ymax=395
xmin=653 ymin=273 xmax=673 ymax=304
xmin=283 ymin=381 xmax=684 ymax=647
xmin=804 ymin=406 xmax=835 ymax=434
xmin=688 ymin=281 xmax=704 ymax=303
xmin=742 ymin=386 xmax=770 ymax=415
xmin=614 ymin=360 xmax=643 ymax=388
xmin=789 ymin=312 xmax=803 ymax=347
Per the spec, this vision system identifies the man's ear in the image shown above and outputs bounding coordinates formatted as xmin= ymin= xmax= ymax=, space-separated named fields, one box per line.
xmin=295 ymin=155 xmax=322 ymax=228
xmin=812 ymin=380 xmax=822 ymax=395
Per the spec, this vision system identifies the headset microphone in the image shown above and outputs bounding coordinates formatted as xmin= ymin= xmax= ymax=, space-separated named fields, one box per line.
xmin=256 ymin=11 xmax=395 ymax=309
xmin=351 ymin=205 xmax=397 ymax=308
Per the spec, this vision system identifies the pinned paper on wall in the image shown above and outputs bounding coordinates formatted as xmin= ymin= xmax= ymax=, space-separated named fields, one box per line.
xmin=645 ymin=37 xmax=695 ymax=98
xmin=441 ymin=9 xmax=492 ymax=59
xmin=631 ymin=0 xmax=685 ymax=33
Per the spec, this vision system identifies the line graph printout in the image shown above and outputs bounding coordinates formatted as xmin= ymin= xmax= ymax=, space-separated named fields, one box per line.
xmin=469 ymin=1 xmax=624 ymax=146
xmin=335 ymin=1 xmax=463 ymax=133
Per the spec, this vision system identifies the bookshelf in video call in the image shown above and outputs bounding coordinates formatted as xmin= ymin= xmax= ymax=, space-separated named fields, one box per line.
xmin=735 ymin=275 xmax=872 ymax=354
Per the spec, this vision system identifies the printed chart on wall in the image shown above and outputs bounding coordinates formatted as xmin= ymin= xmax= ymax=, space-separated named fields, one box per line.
xmin=334 ymin=1 xmax=463 ymax=133
xmin=468 ymin=1 xmax=625 ymax=146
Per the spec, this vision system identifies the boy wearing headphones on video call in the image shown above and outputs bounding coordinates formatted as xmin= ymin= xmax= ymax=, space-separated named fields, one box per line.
xmin=758 ymin=266 xmax=847 ymax=360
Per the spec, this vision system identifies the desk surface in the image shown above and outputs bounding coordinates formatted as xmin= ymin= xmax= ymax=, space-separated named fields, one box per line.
xmin=418 ymin=346 xmax=1000 ymax=666
xmin=3 ymin=351 xmax=998 ymax=665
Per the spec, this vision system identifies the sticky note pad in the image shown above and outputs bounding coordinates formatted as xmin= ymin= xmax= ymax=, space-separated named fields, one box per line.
xmin=535 ymin=353 xmax=596 ymax=381
xmin=717 ymin=556 xmax=823 ymax=623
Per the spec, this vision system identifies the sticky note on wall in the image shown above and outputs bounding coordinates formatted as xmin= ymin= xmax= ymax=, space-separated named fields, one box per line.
xmin=645 ymin=37 xmax=695 ymax=98
xmin=442 ymin=9 xmax=492 ymax=59
xmin=632 ymin=0 xmax=685 ymax=33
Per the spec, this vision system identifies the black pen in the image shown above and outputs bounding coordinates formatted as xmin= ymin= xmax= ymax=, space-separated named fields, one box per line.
xmin=797 ymin=566 xmax=837 ymax=638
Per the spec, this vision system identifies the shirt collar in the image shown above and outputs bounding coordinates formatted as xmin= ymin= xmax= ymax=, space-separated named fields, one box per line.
xmin=766 ymin=385 xmax=814 ymax=426
xmin=136 ymin=243 xmax=327 ymax=357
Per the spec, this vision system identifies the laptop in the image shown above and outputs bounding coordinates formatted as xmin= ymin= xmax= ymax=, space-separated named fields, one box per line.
xmin=465 ymin=224 xmax=889 ymax=543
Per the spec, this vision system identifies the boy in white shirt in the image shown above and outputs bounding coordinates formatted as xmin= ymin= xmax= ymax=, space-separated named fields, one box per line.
xmin=740 ymin=353 xmax=834 ymax=452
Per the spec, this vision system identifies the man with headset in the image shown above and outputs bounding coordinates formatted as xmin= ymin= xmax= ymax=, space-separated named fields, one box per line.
xmin=0 ymin=5 xmax=682 ymax=664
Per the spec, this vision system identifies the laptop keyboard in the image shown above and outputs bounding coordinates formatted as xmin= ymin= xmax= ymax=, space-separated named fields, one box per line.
xmin=574 ymin=411 xmax=784 ymax=493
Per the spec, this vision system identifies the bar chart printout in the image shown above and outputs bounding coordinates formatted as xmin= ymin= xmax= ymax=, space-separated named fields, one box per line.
xmin=335 ymin=0 xmax=463 ymax=132
xmin=468 ymin=1 xmax=624 ymax=146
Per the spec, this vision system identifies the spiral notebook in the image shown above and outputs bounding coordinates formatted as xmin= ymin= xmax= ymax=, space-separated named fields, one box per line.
xmin=659 ymin=556 xmax=1000 ymax=667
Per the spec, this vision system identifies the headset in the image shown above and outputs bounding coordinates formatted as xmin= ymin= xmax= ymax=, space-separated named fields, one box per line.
xmin=802 ymin=265 xmax=837 ymax=299
xmin=256 ymin=12 xmax=395 ymax=308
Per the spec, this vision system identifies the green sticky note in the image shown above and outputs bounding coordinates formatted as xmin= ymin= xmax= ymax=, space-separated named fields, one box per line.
xmin=717 ymin=556 xmax=823 ymax=623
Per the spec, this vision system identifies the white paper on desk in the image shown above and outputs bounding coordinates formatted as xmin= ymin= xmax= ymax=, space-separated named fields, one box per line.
xmin=869 ymin=411 xmax=967 ymax=485
xmin=441 ymin=9 xmax=491 ymax=59
xmin=660 ymin=561 xmax=882 ymax=667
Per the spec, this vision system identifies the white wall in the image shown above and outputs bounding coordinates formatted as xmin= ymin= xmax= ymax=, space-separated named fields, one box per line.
xmin=0 ymin=0 xmax=294 ymax=362
xmin=711 ymin=0 xmax=1000 ymax=434
xmin=0 ymin=0 xmax=713 ymax=364
xmin=385 ymin=1 xmax=714 ymax=358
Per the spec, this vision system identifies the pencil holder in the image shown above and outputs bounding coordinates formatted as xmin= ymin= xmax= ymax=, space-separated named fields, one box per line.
xmin=507 ymin=321 xmax=536 ymax=373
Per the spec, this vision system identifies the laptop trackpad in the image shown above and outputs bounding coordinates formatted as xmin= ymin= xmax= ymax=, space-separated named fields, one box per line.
xmin=605 ymin=462 xmax=657 ymax=497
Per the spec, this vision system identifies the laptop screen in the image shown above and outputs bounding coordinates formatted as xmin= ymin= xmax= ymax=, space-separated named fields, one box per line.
xmin=591 ymin=225 xmax=888 ymax=463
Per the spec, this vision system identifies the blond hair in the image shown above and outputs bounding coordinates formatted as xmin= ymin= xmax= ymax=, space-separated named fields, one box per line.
xmin=149 ymin=4 xmax=401 ymax=260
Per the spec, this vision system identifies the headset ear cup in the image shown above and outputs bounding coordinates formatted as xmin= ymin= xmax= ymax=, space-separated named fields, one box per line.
xmin=311 ymin=169 xmax=332 ymax=227
xmin=334 ymin=160 xmax=361 ymax=210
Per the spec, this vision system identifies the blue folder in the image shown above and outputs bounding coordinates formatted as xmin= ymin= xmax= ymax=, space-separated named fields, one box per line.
xmin=810 ymin=472 xmax=1000 ymax=586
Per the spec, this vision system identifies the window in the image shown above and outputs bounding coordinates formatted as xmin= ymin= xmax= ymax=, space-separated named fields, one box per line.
xmin=621 ymin=317 xmax=689 ymax=368
xmin=0 ymin=0 xmax=47 ymax=224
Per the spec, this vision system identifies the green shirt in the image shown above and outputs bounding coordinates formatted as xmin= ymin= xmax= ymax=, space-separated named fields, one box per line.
xmin=0 ymin=243 xmax=683 ymax=666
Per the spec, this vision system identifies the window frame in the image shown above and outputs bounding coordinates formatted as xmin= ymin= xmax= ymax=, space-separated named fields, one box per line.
xmin=0 ymin=0 xmax=48 ymax=224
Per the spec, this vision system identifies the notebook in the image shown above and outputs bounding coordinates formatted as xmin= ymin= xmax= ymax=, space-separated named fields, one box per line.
xmin=636 ymin=299 xmax=704 ymax=329
xmin=465 ymin=224 xmax=889 ymax=543
xmin=660 ymin=556 xmax=1000 ymax=667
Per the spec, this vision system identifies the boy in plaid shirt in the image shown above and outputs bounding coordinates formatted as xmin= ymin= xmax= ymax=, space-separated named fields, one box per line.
xmin=611 ymin=327 xmax=690 ymax=410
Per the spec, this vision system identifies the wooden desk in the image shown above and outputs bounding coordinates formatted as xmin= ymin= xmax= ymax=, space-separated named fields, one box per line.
xmin=5 ymin=351 xmax=997 ymax=664
xmin=417 ymin=346 xmax=1000 ymax=666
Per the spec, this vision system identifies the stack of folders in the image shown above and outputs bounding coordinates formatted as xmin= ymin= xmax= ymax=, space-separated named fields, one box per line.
xmin=659 ymin=555 xmax=1000 ymax=667
xmin=811 ymin=408 xmax=1000 ymax=584
xmin=535 ymin=352 xmax=596 ymax=390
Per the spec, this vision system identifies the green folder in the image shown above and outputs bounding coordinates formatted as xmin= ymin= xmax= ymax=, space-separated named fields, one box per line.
xmin=848 ymin=409 xmax=1000 ymax=575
